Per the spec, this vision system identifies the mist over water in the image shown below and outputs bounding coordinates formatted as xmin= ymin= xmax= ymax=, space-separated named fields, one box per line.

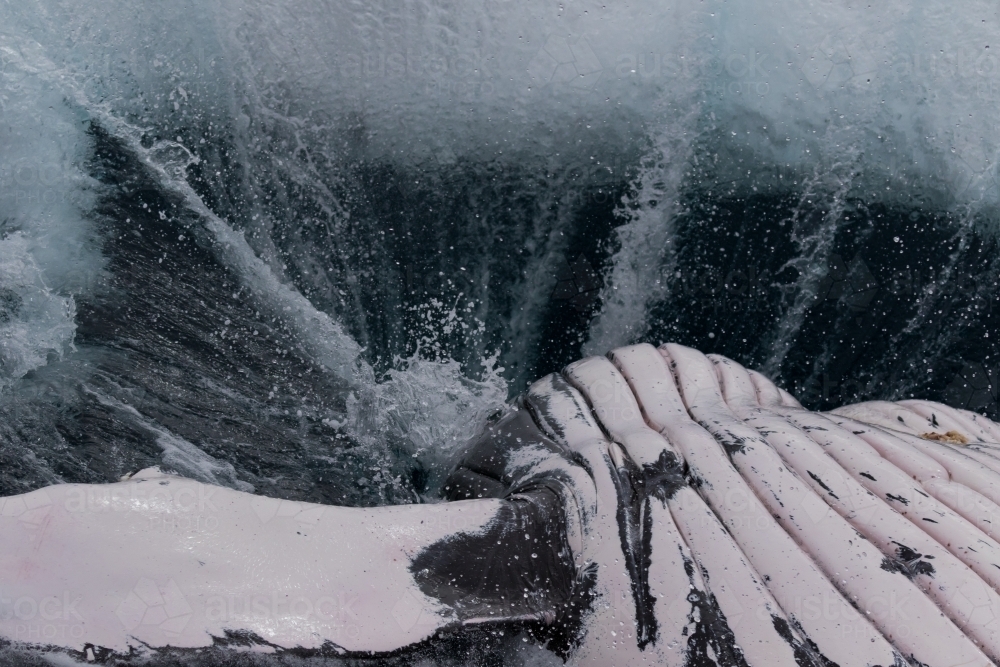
xmin=2 ymin=0 xmax=1000 ymax=661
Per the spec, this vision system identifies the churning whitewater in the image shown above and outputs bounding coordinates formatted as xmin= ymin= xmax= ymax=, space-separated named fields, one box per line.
xmin=2 ymin=0 xmax=1000 ymax=664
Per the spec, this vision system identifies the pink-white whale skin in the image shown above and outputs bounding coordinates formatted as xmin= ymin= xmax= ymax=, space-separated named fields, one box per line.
xmin=4 ymin=342 xmax=1000 ymax=667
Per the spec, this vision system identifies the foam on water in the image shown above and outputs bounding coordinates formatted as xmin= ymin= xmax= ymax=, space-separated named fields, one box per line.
xmin=0 ymin=234 xmax=76 ymax=389
xmin=347 ymin=354 xmax=508 ymax=493
xmin=4 ymin=0 xmax=999 ymax=220
xmin=0 ymin=30 xmax=100 ymax=391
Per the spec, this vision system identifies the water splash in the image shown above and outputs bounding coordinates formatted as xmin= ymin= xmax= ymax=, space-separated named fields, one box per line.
xmin=0 ymin=234 xmax=77 ymax=389
xmin=760 ymin=148 xmax=862 ymax=378
xmin=584 ymin=103 xmax=700 ymax=355
xmin=347 ymin=352 xmax=508 ymax=495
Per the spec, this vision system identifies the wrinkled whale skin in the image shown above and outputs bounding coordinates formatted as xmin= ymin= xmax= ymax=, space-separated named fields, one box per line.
xmin=3 ymin=343 xmax=1000 ymax=667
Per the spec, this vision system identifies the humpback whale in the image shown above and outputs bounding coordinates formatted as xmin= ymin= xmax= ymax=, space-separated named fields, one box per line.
xmin=3 ymin=343 xmax=1000 ymax=666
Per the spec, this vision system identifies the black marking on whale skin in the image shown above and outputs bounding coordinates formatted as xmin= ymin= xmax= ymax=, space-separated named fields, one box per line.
xmin=679 ymin=557 xmax=750 ymax=667
xmin=895 ymin=542 xmax=936 ymax=562
xmin=437 ymin=397 xmax=624 ymax=659
xmin=807 ymin=471 xmax=840 ymax=500
xmin=428 ymin=401 xmax=622 ymax=651
xmin=689 ymin=471 xmax=707 ymax=491
xmin=411 ymin=485 xmax=577 ymax=624
xmin=639 ymin=495 xmax=657 ymax=643
xmin=530 ymin=561 xmax=599 ymax=658
xmin=885 ymin=493 xmax=909 ymax=506
xmin=695 ymin=420 xmax=748 ymax=457
xmin=788 ymin=614 xmax=909 ymax=667
xmin=541 ymin=365 xmax=673 ymax=652
xmin=880 ymin=556 xmax=907 ymax=575
xmin=859 ymin=472 xmax=877 ymax=481
xmin=719 ymin=430 xmax=749 ymax=457
xmin=7 ymin=622 xmax=547 ymax=666
xmin=770 ymin=615 xmax=839 ymax=667
xmin=880 ymin=543 xmax=936 ymax=579
xmin=643 ymin=449 xmax=688 ymax=503
xmin=524 ymin=374 xmax=596 ymax=445
xmin=886 ymin=655 xmax=914 ymax=667
xmin=445 ymin=402 xmax=565 ymax=493
xmin=605 ymin=448 xmax=660 ymax=650
xmin=551 ymin=398 xmax=681 ymax=650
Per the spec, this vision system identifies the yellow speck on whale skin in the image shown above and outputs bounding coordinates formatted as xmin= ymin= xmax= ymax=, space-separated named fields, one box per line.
xmin=921 ymin=431 xmax=969 ymax=445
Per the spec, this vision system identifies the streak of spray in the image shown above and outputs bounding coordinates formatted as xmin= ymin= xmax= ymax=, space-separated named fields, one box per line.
xmin=583 ymin=103 xmax=699 ymax=355
xmin=760 ymin=147 xmax=861 ymax=379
